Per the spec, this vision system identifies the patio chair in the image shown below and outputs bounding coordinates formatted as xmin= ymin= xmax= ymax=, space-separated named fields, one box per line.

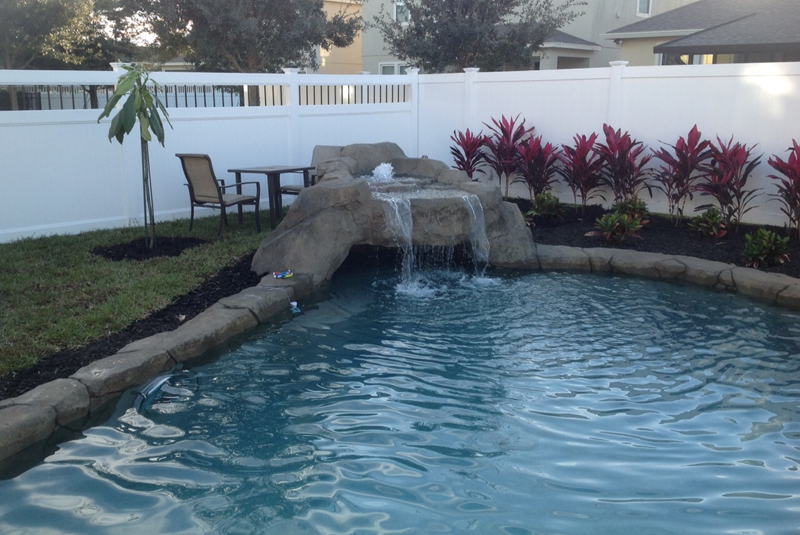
xmin=277 ymin=145 xmax=343 ymax=199
xmin=176 ymin=153 xmax=261 ymax=236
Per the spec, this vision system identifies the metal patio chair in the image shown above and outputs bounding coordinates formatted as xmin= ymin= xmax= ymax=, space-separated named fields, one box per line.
xmin=176 ymin=153 xmax=261 ymax=236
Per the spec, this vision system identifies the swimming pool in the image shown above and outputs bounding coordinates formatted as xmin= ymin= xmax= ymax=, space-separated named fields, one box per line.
xmin=1 ymin=268 xmax=799 ymax=534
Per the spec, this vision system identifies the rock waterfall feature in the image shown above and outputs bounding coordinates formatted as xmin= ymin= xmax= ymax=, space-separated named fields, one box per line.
xmin=250 ymin=143 xmax=538 ymax=287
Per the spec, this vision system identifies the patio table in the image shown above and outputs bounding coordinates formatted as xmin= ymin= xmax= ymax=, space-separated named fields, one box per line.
xmin=228 ymin=165 xmax=315 ymax=229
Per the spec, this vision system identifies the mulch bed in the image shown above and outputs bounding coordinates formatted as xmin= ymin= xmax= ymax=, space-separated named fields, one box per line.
xmin=515 ymin=199 xmax=800 ymax=279
xmin=0 ymin=238 xmax=260 ymax=401
xmin=92 ymin=236 xmax=208 ymax=261
xmin=3 ymin=206 xmax=798 ymax=401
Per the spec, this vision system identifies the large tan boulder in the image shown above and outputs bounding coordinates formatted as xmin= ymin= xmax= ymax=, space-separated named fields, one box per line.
xmin=252 ymin=143 xmax=537 ymax=288
xmin=340 ymin=142 xmax=407 ymax=175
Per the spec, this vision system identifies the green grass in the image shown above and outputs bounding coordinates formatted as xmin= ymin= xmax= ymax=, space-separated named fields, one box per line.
xmin=0 ymin=213 xmax=268 ymax=377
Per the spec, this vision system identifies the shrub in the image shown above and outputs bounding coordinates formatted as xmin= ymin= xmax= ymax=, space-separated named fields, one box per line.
xmin=596 ymin=124 xmax=653 ymax=203
xmin=744 ymin=228 xmax=789 ymax=268
xmin=555 ymin=133 xmax=605 ymax=216
xmin=695 ymin=136 xmax=762 ymax=232
xmin=482 ymin=115 xmax=533 ymax=198
xmin=525 ymin=192 xmax=564 ymax=220
xmin=767 ymin=139 xmax=800 ymax=239
xmin=688 ymin=207 xmax=727 ymax=238
xmin=612 ymin=196 xmax=649 ymax=222
xmin=586 ymin=212 xmax=643 ymax=245
xmin=450 ymin=128 xmax=486 ymax=181
xmin=651 ymin=125 xmax=712 ymax=225
xmin=514 ymin=135 xmax=561 ymax=201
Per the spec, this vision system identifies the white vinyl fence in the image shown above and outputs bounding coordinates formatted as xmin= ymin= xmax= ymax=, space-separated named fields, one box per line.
xmin=1 ymin=62 xmax=799 ymax=242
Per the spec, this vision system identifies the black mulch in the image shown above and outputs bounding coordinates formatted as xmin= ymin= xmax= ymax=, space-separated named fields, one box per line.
xmin=512 ymin=199 xmax=800 ymax=279
xmin=3 ymin=205 xmax=799 ymax=401
xmin=92 ymin=236 xmax=208 ymax=261
xmin=0 ymin=238 xmax=260 ymax=401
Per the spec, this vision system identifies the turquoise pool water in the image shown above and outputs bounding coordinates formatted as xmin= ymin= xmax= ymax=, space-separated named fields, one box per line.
xmin=2 ymin=269 xmax=800 ymax=534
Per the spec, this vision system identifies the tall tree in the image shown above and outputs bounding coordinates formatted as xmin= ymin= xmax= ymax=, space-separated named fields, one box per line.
xmin=119 ymin=0 xmax=362 ymax=73
xmin=371 ymin=0 xmax=584 ymax=73
xmin=0 ymin=0 xmax=95 ymax=70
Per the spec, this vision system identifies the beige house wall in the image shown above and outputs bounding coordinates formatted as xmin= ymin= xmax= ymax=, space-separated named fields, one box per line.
xmin=319 ymin=0 xmax=364 ymax=74
xmin=618 ymin=37 xmax=676 ymax=66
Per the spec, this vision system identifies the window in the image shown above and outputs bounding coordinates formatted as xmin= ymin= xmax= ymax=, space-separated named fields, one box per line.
xmin=395 ymin=1 xmax=410 ymax=24
xmin=379 ymin=63 xmax=408 ymax=75
xmin=637 ymin=0 xmax=651 ymax=16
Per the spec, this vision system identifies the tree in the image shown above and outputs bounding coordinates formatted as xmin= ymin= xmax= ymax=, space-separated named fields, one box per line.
xmin=118 ymin=0 xmax=362 ymax=73
xmin=0 ymin=0 xmax=97 ymax=70
xmin=98 ymin=64 xmax=171 ymax=249
xmin=371 ymin=0 xmax=584 ymax=73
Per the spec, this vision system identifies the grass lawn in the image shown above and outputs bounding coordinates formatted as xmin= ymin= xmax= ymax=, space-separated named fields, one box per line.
xmin=0 ymin=213 xmax=267 ymax=378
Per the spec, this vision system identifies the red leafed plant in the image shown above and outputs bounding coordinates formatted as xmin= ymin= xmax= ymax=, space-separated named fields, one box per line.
xmin=651 ymin=125 xmax=712 ymax=225
xmin=513 ymin=135 xmax=561 ymax=201
xmin=482 ymin=115 xmax=533 ymax=198
xmin=767 ymin=139 xmax=800 ymax=239
xmin=555 ymin=132 xmax=605 ymax=216
xmin=450 ymin=129 xmax=486 ymax=180
xmin=695 ymin=136 xmax=762 ymax=232
xmin=595 ymin=124 xmax=653 ymax=203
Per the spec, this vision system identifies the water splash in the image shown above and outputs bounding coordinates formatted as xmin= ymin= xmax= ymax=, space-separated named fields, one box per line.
xmin=371 ymin=163 xmax=394 ymax=182
xmin=462 ymin=195 xmax=490 ymax=276
xmin=381 ymin=198 xmax=414 ymax=281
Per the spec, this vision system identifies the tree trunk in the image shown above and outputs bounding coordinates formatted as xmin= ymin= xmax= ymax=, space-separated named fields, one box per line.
xmin=141 ymin=139 xmax=156 ymax=249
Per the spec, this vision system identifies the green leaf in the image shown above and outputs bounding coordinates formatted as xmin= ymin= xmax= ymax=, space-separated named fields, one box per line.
xmin=107 ymin=111 xmax=122 ymax=143
xmin=139 ymin=113 xmax=152 ymax=142
xmin=97 ymin=93 xmax=122 ymax=121
xmin=114 ymin=73 xmax=137 ymax=96
xmin=120 ymin=92 xmax=137 ymax=135
xmin=149 ymin=104 xmax=165 ymax=145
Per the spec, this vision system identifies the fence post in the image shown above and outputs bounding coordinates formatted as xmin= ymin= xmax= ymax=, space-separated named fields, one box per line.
xmin=607 ymin=61 xmax=628 ymax=127
xmin=407 ymin=67 xmax=420 ymax=157
xmin=283 ymin=67 xmax=301 ymax=164
xmin=463 ymin=67 xmax=479 ymax=132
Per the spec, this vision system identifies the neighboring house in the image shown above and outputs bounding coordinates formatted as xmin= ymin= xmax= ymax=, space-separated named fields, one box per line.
xmin=318 ymin=0 xmax=364 ymax=74
xmin=604 ymin=0 xmax=800 ymax=66
xmin=361 ymin=0 xmax=701 ymax=73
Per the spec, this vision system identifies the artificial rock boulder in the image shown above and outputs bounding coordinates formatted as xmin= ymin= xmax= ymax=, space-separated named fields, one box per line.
xmin=251 ymin=143 xmax=537 ymax=287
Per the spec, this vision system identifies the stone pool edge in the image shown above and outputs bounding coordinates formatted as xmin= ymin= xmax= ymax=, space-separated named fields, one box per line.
xmin=2 ymin=245 xmax=800 ymax=465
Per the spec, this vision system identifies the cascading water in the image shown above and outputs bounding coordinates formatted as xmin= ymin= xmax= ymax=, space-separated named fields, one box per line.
xmin=381 ymin=198 xmax=415 ymax=281
xmin=462 ymin=195 xmax=490 ymax=276
xmin=367 ymin=164 xmax=492 ymax=285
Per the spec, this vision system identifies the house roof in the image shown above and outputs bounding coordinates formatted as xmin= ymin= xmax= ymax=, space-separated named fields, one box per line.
xmin=604 ymin=0 xmax=800 ymax=54
xmin=544 ymin=30 xmax=601 ymax=51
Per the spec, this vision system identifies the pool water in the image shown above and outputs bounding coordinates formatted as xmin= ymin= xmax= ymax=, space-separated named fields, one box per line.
xmin=2 ymin=269 xmax=800 ymax=534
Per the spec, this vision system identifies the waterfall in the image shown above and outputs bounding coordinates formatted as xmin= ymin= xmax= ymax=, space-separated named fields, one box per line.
xmin=382 ymin=198 xmax=415 ymax=281
xmin=463 ymin=195 xmax=490 ymax=276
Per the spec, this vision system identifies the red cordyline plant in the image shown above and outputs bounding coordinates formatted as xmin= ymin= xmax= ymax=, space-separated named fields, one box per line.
xmin=595 ymin=124 xmax=653 ymax=203
xmin=767 ymin=139 xmax=800 ymax=239
xmin=695 ymin=136 xmax=762 ymax=232
xmin=651 ymin=125 xmax=712 ymax=225
xmin=482 ymin=115 xmax=533 ymax=198
xmin=555 ymin=133 xmax=605 ymax=216
xmin=450 ymin=129 xmax=486 ymax=180
xmin=513 ymin=135 xmax=561 ymax=201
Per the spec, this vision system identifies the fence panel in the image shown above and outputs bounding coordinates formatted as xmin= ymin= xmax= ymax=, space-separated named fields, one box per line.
xmin=2 ymin=64 xmax=800 ymax=242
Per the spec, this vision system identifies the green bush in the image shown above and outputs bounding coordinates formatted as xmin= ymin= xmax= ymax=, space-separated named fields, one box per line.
xmin=526 ymin=192 xmax=564 ymax=219
xmin=587 ymin=212 xmax=643 ymax=245
xmin=688 ymin=207 xmax=727 ymax=238
xmin=612 ymin=196 xmax=649 ymax=222
xmin=744 ymin=228 xmax=789 ymax=268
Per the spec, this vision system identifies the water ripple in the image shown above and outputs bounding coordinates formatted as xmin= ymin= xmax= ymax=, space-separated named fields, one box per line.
xmin=2 ymin=270 xmax=800 ymax=534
